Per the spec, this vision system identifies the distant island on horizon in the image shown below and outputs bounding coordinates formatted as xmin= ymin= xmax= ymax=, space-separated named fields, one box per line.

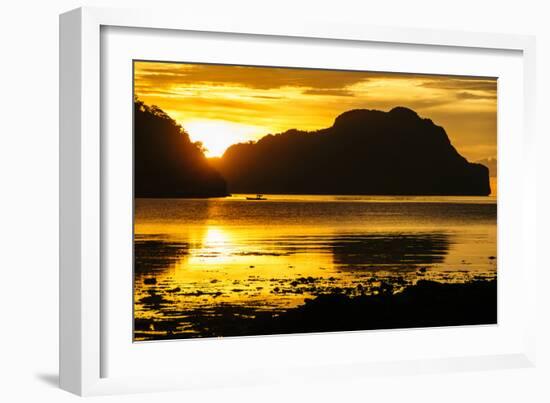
xmin=134 ymin=99 xmax=491 ymax=198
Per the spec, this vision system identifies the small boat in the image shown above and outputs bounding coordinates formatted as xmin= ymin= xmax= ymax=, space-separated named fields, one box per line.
xmin=246 ymin=194 xmax=267 ymax=200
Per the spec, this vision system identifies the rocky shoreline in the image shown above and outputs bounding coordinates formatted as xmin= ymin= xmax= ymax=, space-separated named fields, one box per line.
xmin=134 ymin=279 xmax=496 ymax=340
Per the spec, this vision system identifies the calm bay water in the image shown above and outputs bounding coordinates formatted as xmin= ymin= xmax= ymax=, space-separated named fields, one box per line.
xmin=134 ymin=194 xmax=497 ymax=340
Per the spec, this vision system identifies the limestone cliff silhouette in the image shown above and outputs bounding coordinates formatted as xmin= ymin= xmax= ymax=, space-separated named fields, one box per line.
xmin=215 ymin=107 xmax=490 ymax=196
xmin=134 ymin=99 xmax=228 ymax=198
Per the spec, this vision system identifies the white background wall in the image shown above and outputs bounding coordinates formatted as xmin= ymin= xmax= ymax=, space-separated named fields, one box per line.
xmin=0 ymin=1 xmax=548 ymax=401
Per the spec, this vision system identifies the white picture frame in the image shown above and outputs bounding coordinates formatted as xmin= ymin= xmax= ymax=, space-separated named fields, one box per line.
xmin=60 ymin=6 xmax=537 ymax=396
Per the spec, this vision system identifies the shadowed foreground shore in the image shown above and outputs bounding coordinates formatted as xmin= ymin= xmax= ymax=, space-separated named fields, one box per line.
xmin=135 ymin=279 xmax=496 ymax=340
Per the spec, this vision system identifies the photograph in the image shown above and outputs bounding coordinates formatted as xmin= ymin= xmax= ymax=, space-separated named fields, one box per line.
xmin=132 ymin=61 xmax=497 ymax=341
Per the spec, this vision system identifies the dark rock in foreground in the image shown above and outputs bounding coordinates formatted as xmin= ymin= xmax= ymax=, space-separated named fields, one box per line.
xmin=216 ymin=107 xmax=490 ymax=196
xmin=243 ymin=279 xmax=497 ymax=336
xmin=135 ymin=279 xmax=496 ymax=340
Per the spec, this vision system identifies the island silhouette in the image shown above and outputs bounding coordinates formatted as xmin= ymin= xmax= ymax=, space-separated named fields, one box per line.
xmin=134 ymin=99 xmax=228 ymax=198
xmin=134 ymin=99 xmax=490 ymax=197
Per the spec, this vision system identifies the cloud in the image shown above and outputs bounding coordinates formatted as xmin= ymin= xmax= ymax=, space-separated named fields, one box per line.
xmin=302 ymin=88 xmax=355 ymax=97
xmin=419 ymin=78 xmax=497 ymax=92
xmin=250 ymin=95 xmax=285 ymax=100
xmin=455 ymin=91 xmax=497 ymax=101
xmin=135 ymin=62 xmax=372 ymax=91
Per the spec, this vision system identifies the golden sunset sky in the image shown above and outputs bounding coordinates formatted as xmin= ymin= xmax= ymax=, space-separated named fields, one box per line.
xmin=134 ymin=61 xmax=497 ymax=178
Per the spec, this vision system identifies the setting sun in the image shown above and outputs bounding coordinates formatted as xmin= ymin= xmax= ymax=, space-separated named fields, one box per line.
xmin=184 ymin=119 xmax=268 ymax=158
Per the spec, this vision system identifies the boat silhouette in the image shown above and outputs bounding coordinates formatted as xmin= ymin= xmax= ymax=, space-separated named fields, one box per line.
xmin=246 ymin=194 xmax=267 ymax=200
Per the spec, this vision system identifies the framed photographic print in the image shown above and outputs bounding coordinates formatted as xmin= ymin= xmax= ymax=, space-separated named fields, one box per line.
xmin=60 ymin=6 xmax=537 ymax=396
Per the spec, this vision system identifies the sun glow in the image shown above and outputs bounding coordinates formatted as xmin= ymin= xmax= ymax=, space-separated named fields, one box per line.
xmin=184 ymin=119 xmax=267 ymax=158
